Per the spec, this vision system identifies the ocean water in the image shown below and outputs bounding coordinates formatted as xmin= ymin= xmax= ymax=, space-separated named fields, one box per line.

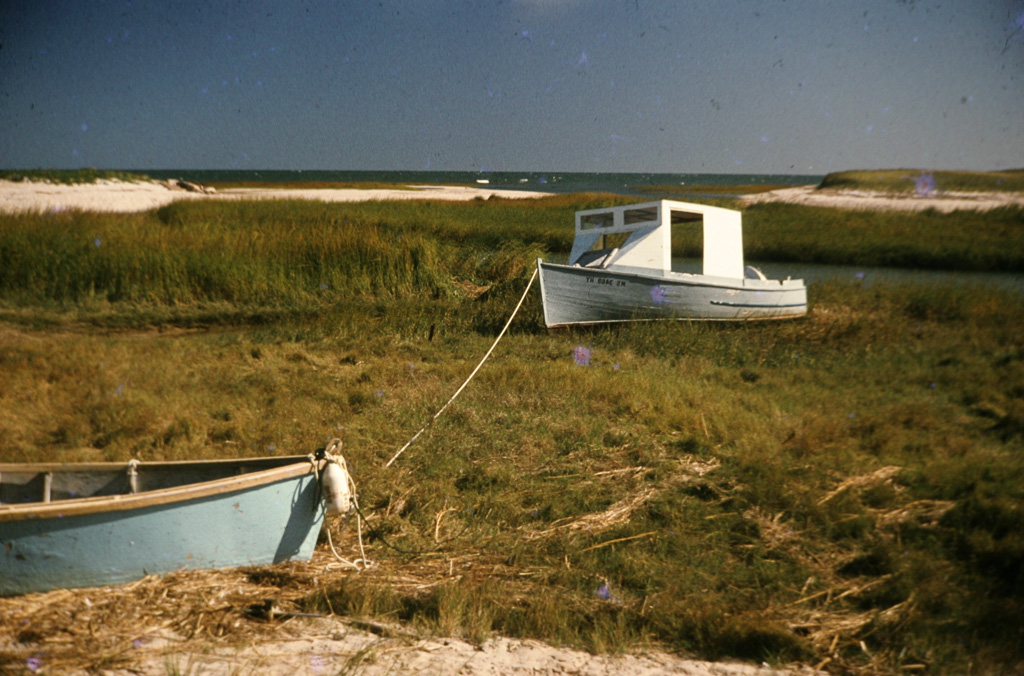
xmin=139 ymin=170 xmax=822 ymax=196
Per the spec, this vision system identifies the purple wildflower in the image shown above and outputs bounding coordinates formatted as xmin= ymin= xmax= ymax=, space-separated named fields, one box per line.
xmin=915 ymin=171 xmax=935 ymax=197
xmin=650 ymin=285 xmax=667 ymax=305
xmin=595 ymin=582 xmax=616 ymax=601
xmin=573 ymin=346 xmax=592 ymax=367
xmin=26 ymin=657 xmax=41 ymax=672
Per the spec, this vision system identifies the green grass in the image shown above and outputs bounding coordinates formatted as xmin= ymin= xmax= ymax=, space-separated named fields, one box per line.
xmin=1 ymin=197 xmax=1022 ymax=673
xmin=818 ymin=168 xmax=1024 ymax=193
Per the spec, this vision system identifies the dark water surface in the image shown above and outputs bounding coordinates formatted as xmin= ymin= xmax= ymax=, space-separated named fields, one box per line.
xmin=674 ymin=258 xmax=1024 ymax=294
xmin=139 ymin=169 xmax=822 ymax=196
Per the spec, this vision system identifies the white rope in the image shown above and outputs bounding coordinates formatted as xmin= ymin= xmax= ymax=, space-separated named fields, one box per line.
xmin=325 ymin=523 xmax=369 ymax=571
xmin=385 ymin=266 xmax=539 ymax=468
xmin=338 ymin=466 xmax=372 ymax=570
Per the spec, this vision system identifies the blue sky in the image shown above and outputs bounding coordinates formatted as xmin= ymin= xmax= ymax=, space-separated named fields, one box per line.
xmin=1 ymin=0 xmax=1022 ymax=173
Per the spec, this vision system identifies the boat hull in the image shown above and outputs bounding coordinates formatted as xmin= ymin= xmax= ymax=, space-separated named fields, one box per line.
xmin=0 ymin=459 xmax=323 ymax=596
xmin=538 ymin=260 xmax=806 ymax=327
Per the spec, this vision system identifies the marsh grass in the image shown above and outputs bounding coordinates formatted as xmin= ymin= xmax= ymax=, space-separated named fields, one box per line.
xmin=1 ymin=198 xmax=1022 ymax=673
xmin=742 ymin=202 xmax=1024 ymax=271
xmin=4 ymin=197 xmax=1020 ymax=319
xmin=0 ymin=201 xmax=460 ymax=308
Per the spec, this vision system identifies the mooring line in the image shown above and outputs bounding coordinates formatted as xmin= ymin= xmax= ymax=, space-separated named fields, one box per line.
xmin=384 ymin=266 xmax=539 ymax=468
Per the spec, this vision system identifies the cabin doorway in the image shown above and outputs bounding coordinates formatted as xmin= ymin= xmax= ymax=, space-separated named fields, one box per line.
xmin=669 ymin=209 xmax=704 ymax=272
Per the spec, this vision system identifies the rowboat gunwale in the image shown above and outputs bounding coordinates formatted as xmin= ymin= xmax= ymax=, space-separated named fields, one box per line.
xmin=0 ymin=455 xmax=316 ymax=523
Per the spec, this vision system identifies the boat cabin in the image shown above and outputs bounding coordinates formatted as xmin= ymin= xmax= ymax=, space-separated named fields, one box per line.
xmin=569 ymin=200 xmax=745 ymax=280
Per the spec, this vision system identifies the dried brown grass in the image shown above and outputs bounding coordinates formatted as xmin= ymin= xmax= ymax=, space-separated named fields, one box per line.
xmin=0 ymin=557 xmax=330 ymax=673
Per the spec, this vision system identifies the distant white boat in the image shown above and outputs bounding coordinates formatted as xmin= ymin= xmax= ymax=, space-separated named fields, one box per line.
xmin=537 ymin=200 xmax=807 ymax=327
xmin=476 ymin=179 xmax=490 ymax=185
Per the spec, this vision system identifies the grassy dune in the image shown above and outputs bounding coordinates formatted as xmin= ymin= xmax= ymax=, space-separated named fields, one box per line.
xmin=0 ymin=168 xmax=149 ymax=184
xmin=818 ymin=168 xmax=1024 ymax=193
xmin=1 ymin=197 xmax=1022 ymax=673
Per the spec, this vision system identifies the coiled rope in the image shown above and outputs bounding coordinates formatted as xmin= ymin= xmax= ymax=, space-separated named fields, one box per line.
xmin=384 ymin=266 xmax=538 ymax=468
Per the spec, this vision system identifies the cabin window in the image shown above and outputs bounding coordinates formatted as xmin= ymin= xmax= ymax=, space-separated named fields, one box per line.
xmin=624 ymin=207 xmax=658 ymax=225
xmin=670 ymin=210 xmax=702 ymax=225
xmin=580 ymin=211 xmax=614 ymax=230
xmin=575 ymin=230 xmax=632 ymax=268
xmin=585 ymin=231 xmax=630 ymax=254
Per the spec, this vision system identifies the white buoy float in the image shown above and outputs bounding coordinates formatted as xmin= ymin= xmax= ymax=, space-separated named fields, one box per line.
xmin=316 ymin=438 xmax=371 ymax=570
xmin=320 ymin=440 xmax=353 ymax=514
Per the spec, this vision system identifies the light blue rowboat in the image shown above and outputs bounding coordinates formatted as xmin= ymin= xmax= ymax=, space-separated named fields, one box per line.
xmin=537 ymin=200 xmax=807 ymax=326
xmin=0 ymin=455 xmax=325 ymax=596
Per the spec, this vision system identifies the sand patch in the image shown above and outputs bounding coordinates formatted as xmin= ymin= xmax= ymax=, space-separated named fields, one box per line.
xmin=7 ymin=178 xmax=1023 ymax=215
xmin=740 ymin=185 xmax=1024 ymax=212
xmin=0 ymin=179 xmax=551 ymax=214
xmin=115 ymin=619 xmax=820 ymax=676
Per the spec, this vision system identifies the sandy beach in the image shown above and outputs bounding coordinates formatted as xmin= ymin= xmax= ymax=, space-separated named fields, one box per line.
xmin=3 ymin=178 xmax=1024 ymax=214
xmin=115 ymin=618 xmax=820 ymax=676
xmin=0 ymin=178 xmax=552 ymax=214
xmin=741 ymin=184 xmax=1024 ymax=212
